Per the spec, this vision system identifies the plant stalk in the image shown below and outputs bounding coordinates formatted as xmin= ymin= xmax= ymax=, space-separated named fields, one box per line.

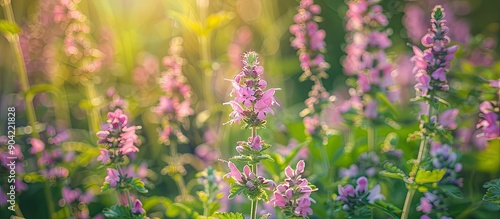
xmin=250 ymin=126 xmax=258 ymax=219
xmin=1 ymin=1 xmax=56 ymax=218
xmin=401 ymin=93 xmax=435 ymax=219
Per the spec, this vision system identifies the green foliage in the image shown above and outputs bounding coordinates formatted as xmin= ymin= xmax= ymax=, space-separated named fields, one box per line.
xmin=214 ymin=212 xmax=244 ymax=219
xmin=102 ymin=205 xmax=143 ymax=219
xmin=0 ymin=19 xmax=21 ymax=35
xmin=129 ymin=177 xmax=148 ymax=193
xmin=483 ymin=178 xmax=500 ymax=206
xmin=415 ymin=169 xmax=446 ymax=184
xmin=101 ymin=181 xmax=111 ymax=192
xmin=440 ymin=185 xmax=464 ymax=199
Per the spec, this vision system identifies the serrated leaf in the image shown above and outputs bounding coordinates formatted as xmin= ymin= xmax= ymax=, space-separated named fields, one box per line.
xmin=0 ymin=19 xmax=21 ymax=35
xmin=102 ymin=205 xmax=132 ymax=219
xmin=129 ymin=177 xmax=148 ymax=193
xmin=415 ymin=169 xmax=446 ymax=184
xmin=483 ymin=178 xmax=500 ymax=205
xmin=214 ymin=212 xmax=244 ymax=219
xmin=228 ymin=185 xmax=245 ymax=199
xmin=440 ymin=185 xmax=464 ymax=199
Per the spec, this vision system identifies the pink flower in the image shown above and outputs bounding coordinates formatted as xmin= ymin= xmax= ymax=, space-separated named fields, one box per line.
xmin=225 ymin=162 xmax=242 ymax=182
xmin=105 ymin=168 xmax=120 ymax=188
xmin=249 ymin=135 xmax=262 ymax=150
xmin=438 ymin=108 xmax=459 ymax=130
xmin=417 ymin=197 xmax=433 ymax=213
xmin=29 ymin=138 xmax=45 ymax=154
xmin=131 ymin=200 xmax=145 ymax=214
xmin=364 ymin=100 xmax=378 ymax=119
xmin=97 ymin=149 xmax=109 ymax=164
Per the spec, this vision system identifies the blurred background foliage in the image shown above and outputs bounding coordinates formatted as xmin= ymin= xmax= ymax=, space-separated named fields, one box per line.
xmin=1 ymin=0 xmax=500 ymax=218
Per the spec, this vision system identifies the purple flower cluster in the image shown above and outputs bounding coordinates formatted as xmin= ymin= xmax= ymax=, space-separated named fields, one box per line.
xmin=59 ymin=186 xmax=94 ymax=218
xmin=339 ymin=152 xmax=379 ymax=179
xmin=336 ymin=177 xmax=385 ymax=213
xmin=477 ymin=79 xmax=500 ymax=141
xmin=156 ymin=37 xmax=194 ymax=144
xmin=343 ymin=0 xmax=393 ymax=93
xmin=54 ymin=0 xmax=102 ymax=76
xmin=224 ymin=162 xmax=275 ymax=198
xmin=29 ymin=127 xmax=71 ymax=179
xmin=225 ymin=51 xmax=279 ymax=127
xmin=270 ymin=160 xmax=317 ymax=218
xmin=411 ymin=5 xmax=458 ymax=97
xmin=430 ymin=142 xmax=463 ymax=187
xmin=96 ymin=109 xmax=141 ymax=162
xmin=290 ymin=0 xmax=329 ymax=80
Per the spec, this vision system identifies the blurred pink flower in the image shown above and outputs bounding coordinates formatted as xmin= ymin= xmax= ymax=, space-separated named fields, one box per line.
xmin=29 ymin=138 xmax=45 ymax=154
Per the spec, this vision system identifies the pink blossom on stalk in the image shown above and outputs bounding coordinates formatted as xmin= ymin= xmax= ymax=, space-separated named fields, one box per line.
xmin=225 ymin=51 xmax=279 ymax=127
xmin=336 ymin=177 xmax=385 ymax=213
xmin=271 ymin=160 xmax=317 ymax=217
xmin=97 ymin=149 xmax=110 ymax=164
xmin=410 ymin=5 xmax=458 ymax=96
xmin=29 ymin=138 xmax=45 ymax=154
xmin=438 ymin=108 xmax=459 ymax=130
xmin=97 ymin=109 xmax=141 ymax=157
xmin=131 ymin=200 xmax=145 ymax=214
xmin=290 ymin=0 xmax=330 ymax=80
xmin=105 ymin=168 xmax=120 ymax=188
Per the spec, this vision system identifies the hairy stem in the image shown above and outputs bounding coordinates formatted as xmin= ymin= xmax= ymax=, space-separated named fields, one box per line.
xmin=250 ymin=126 xmax=258 ymax=219
xmin=368 ymin=125 xmax=376 ymax=151
xmin=116 ymin=164 xmax=134 ymax=208
xmin=401 ymin=93 xmax=435 ymax=219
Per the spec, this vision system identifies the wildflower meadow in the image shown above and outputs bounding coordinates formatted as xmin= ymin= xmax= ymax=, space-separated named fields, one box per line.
xmin=1 ymin=0 xmax=500 ymax=218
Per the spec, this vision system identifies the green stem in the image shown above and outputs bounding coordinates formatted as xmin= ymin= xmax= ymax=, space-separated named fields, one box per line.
xmin=250 ymin=163 xmax=258 ymax=219
xmin=116 ymin=164 xmax=133 ymax=208
xmin=14 ymin=203 xmax=24 ymax=218
xmin=1 ymin=1 xmax=56 ymax=218
xmin=401 ymin=93 xmax=435 ymax=219
xmin=170 ymin=140 xmax=188 ymax=198
xmin=83 ymin=81 xmax=101 ymax=136
xmin=250 ymin=126 xmax=258 ymax=219
xmin=368 ymin=125 xmax=376 ymax=151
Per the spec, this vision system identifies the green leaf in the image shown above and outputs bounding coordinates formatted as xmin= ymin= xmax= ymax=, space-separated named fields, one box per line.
xmin=440 ymin=185 xmax=464 ymax=199
xmin=259 ymin=214 xmax=271 ymax=219
xmin=214 ymin=212 xmax=244 ymax=219
xmin=228 ymin=185 xmax=245 ymax=199
xmin=0 ymin=19 xmax=21 ymax=35
xmin=369 ymin=200 xmax=402 ymax=219
xmin=476 ymin=138 xmax=500 ymax=173
xmin=483 ymin=178 xmax=500 ymax=205
xmin=415 ymin=169 xmax=446 ymax=184
xmin=102 ymin=205 xmax=132 ymax=219
xmin=101 ymin=182 xmax=111 ymax=192
xmin=379 ymin=171 xmax=406 ymax=181
xmin=129 ymin=177 xmax=148 ymax=193
xmin=376 ymin=91 xmax=399 ymax=117
xmin=205 ymin=11 xmax=235 ymax=33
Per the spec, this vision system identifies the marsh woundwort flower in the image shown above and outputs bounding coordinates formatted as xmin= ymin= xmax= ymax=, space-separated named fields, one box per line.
xmin=97 ymin=109 xmax=141 ymax=160
xmin=336 ymin=177 xmax=385 ymax=214
xmin=411 ymin=5 xmax=458 ymax=97
xmin=477 ymin=79 xmax=500 ymax=141
xmin=54 ymin=0 xmax=103 ymax=77
xmin=225 ymin=51 xmax=279 ymax=127
xmin=270 ymin=160 xmax=317 ymax=218
xmin=290 ymin=0 xmax=329 ymax=80
xmin=343 ymin=0 xmax=396 ymax=124
xmin=430 ymin=142 xmax=463 ymax=187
